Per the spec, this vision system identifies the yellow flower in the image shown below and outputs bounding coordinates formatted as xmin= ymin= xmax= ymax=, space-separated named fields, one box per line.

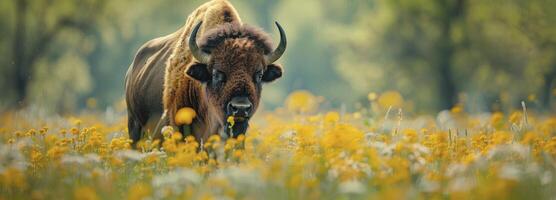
xmin=324 ymin=111 xmax=340 ymax=124
xmin=127 ymin=183 xmax=152 ymax=200
xmin=377 ymin=91 xmax=404 ymax=108
xmin=71 ymin=127 xmax=80 ymax=135
xmin=233 ymin=150 xmax=244 ymax=159
xmin=509 ymin=111 xmax=522 ymax=124
xmin=527 ymin=94 xmax=537 ymax=101
xmin=403 ymin=129 xmax=418 ymax=143
xmin=491 ymin=112 xmax=504 ymax=128
xmin=451 ymin=104 xmax=463 ymax=114
xmin=47 ymin=146 xmax=69 ymax=160
xmin=285 ymin=90 xmax=318 ymax=113
xmin=175 ymin=107 xmax=197 ymax=125
xmin=352 ymin=112 xmax=362 ymax=119
xmin=1 ymin=168 xmax=27 ymax=190
xmin=227 ymin=116 xmax=235 ymax=129
xmin=74 ymin=186 xmax=99 ymax=200
xmin=367 ymin=92 xmax=377 ymax=101
xmin=86 ymin=97 xmax=98 ymax=109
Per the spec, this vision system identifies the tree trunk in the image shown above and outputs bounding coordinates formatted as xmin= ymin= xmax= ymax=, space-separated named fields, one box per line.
xmin=13 ymin=0 xmax=28 ymax=107
xmin=541 ymin=69 xmax=556 ymax=110
xmin=435 ymin=0 xmax=465 ymax=110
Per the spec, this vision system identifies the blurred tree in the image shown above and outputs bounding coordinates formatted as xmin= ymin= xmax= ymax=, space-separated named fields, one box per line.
xmin=518 ymin=0 xmax=556 ymax=109
xmin=1 ymin=0 xmax=555 ymax=114
xmin=327 ymin=0 xmax=556 ymax=112
xmin=8 ymin=0 xmax=107 ymax=107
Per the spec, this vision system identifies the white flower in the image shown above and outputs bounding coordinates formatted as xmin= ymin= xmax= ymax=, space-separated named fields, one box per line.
xmin=445 ymin=164 xmax=468 ymax=177
xmin=152 ymin=168 xmax=201 ymax=198
xmin=214 ymin=167 xmax=264 ymax=190
xmin=540 ymin=171 xmax=552 ymax=185
xmin=448 ymin=177 xmax=475 ymax=192
xmin=61 ymin=153 xmax=101 ymax=165
xmin=115 ymin=150 xmax=146 ymax=161
xmin=499 ymin=164 xmax=521 ymax=180
xmin=419 ymin=178 xmax=440 ymax=192
xmin=339 ymin=180 xmax=366 ymax=194
xmin=0 ymin=145 xmax=28 ymax=172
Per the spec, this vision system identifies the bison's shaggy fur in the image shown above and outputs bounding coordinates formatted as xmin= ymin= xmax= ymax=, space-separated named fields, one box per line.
xmin=199 ymin=23 xmax=274 ymax=55
xmin=126 ymin=0 xmax=283 ymax=145
xmin=162 ymin=0 xmax=246 ymax=139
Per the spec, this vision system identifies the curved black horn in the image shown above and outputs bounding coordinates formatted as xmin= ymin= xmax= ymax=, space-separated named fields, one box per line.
xmin=189 ymin=21 xmax=211 ymax=64
xmin=265 ymin=21 xmax=287 ymax=64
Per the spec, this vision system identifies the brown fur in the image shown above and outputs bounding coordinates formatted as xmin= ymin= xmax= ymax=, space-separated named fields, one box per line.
xmin=125 ymin=0 xmax=281 ymax=144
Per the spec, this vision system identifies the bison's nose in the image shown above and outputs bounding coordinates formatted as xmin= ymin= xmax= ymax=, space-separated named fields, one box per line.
xmin=227 ymin=97 xmax=253 ymax=117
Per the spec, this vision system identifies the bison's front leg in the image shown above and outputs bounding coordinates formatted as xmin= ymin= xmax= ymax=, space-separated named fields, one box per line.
xmin=128 ymin=116 xmax=142 ymax=148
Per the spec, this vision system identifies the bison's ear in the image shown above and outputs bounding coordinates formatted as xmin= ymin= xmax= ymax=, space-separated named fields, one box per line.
xmin=262 ymin=64 xmax=283 ymax=82
xmin=186 ymin=62 xmax=210 ymax=83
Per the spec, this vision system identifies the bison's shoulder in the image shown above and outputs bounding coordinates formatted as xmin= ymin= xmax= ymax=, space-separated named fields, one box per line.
xmin=125 ymin=31 xmax=181 ymax=117
xmin=130 ymin=33 xmax=179 ymax=71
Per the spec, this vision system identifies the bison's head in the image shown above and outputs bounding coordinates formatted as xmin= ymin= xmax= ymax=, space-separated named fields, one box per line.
xmin=185 ymin=21 xmax=286 ymax=138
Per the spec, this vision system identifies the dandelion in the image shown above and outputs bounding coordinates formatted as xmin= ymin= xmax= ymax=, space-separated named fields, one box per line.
xmin=227 ymin=116 xmax=235 ymax=129
xmin=377 ymin=91 xmax=404 ymax=108
xmin=175 ymin=107 xmax=196 ymax=125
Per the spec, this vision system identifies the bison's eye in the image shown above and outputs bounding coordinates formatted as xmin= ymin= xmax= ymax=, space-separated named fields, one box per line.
xmin=254 ymin=70 xmax=263 ymax=83
xmin=212 ymin=70 xmax=226 ymax=83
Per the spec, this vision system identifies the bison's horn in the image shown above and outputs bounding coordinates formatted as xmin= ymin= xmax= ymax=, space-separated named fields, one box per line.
xmin=189 ymin=21 xmax=211 ymax=64
xmin=264 ymin=21 xmax=287 ymax=64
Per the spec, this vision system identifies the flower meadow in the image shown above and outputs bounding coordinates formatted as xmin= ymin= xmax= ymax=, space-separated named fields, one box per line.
xmin=1 ymin=91 xmax=556 ymax=200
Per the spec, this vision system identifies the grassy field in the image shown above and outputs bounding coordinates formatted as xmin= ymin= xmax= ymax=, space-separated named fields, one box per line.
xmin=1 ymin=91 xmax=556 ymax=200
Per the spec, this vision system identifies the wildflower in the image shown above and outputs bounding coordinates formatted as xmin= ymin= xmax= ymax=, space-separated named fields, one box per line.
xmin=1 ymin=167 xmax=27 ymax=190
xmin=509 ymin=111 xmax=522 ymax=124
xmin=367 ymin=92 xmax=377 ymax=101
xmin=527 ymin=94 xmax=537 ymax=101
xmin=285 ymin=90 xmax=318 ymax=113
xmin=71 ymin=127 xmax=80 ymax=135
xmin=115 ymin=150 xmax=146 ymax=162
xmin=47 ymin=146 xmax=69 ymax=160
xmin=324 ymin=111 xmax=340 ymax=124
xmin=74 ymin=186 xmax=99 ymax=200
xmin=127 ymin=183 xmax=152 ymax=200
xmin=545 ymin=137 xmax=556 ymax=156
xmin=339 ymin=180 xmax=365 ymax=194
xmin=162 ymin=126 xmax=175 ymax=138
xmin=451 ymin=104 xmax=463 ymax=114
xmin=175 ymin=107 xmax=196 ymax=125
xmin=227 ymin=116 xmax=235 ymax=129
xmin=403 ymin=129 xmax=418 ymax=143
xmin=491 ymin=112 xmax=504 ymax=128
xmin=86 ymin=97 xmax=98 ymax=109
xmin=377 ymin=91 xmax=404 ymax=108
xmin=352 ymin=112 xmax=362 ymax=120
xmin=110 ymin=136 xmax=132 ymax=151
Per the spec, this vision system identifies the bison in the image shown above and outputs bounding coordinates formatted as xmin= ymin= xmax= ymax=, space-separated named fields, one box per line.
xmin=125 ymin=0 xmax=286 ymax=146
